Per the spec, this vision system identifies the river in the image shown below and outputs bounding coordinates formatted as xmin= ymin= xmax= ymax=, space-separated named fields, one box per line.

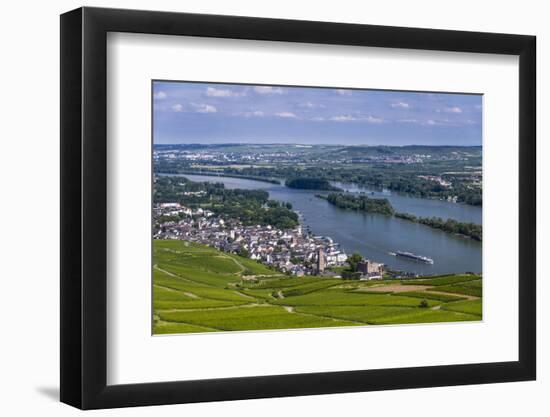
xmin=331 ymin=182 xmax=482 ymax=224
xmin=163 ymin=174 xmax=482 ymax=275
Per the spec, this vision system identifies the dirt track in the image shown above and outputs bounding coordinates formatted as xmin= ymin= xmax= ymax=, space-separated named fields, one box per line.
xmin=362 ymin=284 xmax=431 ymax=293
xmin=361 ymin=284 xmax=479 ymax=301
xmin=423 ymin=290 xmax=479 ymax=301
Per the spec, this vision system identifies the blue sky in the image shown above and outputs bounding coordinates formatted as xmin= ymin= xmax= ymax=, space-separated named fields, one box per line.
xmin=153 ymin=81 xmax=482 ymax=146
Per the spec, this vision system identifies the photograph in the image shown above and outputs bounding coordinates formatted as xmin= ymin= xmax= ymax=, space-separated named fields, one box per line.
xmin=52 ymin=2 xmax=540 ymax=411
xmin=152 ymin=81 xmax=483 ymax=334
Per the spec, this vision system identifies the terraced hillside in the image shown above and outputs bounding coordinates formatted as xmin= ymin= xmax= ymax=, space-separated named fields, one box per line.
xmin=153 ymin=240 xmax=482 ymax=334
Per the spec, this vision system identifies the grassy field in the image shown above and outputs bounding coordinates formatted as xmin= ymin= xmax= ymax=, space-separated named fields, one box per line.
xmin=153 ymin=240 xmax=482 ymax=334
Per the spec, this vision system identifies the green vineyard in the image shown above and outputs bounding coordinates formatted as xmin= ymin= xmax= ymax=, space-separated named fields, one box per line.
xmin=153 ymin=240 xmax=482 ymax=334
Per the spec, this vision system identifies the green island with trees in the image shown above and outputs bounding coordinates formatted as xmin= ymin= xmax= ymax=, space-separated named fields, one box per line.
xmin=320 ymin=192 xmax=482 ymax=241
xmin=319 ymin=192 xmax=395 ymax=215
xmin=285 ymin=177 xmax=341 ymax=191
xmin=394 ymin=212 xmax=482 ymax=241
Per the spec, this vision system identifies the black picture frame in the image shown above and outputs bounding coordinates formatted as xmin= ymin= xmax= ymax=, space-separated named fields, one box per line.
xmin=60 ymin=6 xmax=536 ymax=410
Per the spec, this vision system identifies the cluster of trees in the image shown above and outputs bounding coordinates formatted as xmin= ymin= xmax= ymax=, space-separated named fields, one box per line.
xmin=451 ymin=184 xmax=482 ymax=206
xmin=320 ymin=190 xmax=482 ymax=241
xmin=387 ymin=176 xmax=448 ymax=195
xmin=395 ymin=212 xmax=482 ymax=241
xmin=285 ymin=177 xmax=340 ymax=191
xmin=154 ymin=176 xmax=223 ymax=203
xmin=155 ymin=144 xmax=482 ymax=206
xmin=156 ymin=166 xmax=481 ymax=206
xmin=341 ymin=252 xmax=363 ymax=280
xmin=210 ymin=191 xmax=299 ymax=230
xmin=205 ymin=163 xmax=481 ymax=205
xmin=380 ymin=175 xmax=481 ymax=206
xmin=155 ymin=175 xmax=298 ymax=230
xmin=323 ymin=193 xmax=395 ymax=215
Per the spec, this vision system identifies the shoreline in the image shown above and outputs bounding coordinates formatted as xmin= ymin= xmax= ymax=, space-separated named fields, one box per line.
xmin=156 ymin=170 xmax=281 ymax=185
xmin=157 ymin=170 xmax=482 ymax=208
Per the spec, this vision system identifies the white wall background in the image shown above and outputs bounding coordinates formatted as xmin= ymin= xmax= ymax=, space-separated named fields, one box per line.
xmin=0 ymin=0 xmax=546 ymax=415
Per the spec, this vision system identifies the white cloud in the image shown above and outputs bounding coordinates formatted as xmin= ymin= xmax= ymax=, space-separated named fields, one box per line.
xmin=330 ymin=115 xmax=356 ymax=122
xmin=192 ymin=103 xmax=217 ymax=113
xmin=329 ymin=114 xmax=383 ymax=123
xmin=206 ymin=87 xmax=246 ymax=98
xmin=275 ymin=111 xmax=297 ymax=118
xmin=391 ymin=101 xmax=410 ymax=109
xmin=154 ymin=91 xmax=167 ymax=100
xmin=427 ymin=119 xmax=457 ymax=126
xmin=444 ymin=106 xmax=462 ymax=113
xmin=241 ymin=110 xmax=265 ymax=117
xmin=171 ymin=103 xmax=184 ymax=112
xmin=310 ymin=116 xmax=326 ymax=121
xmin=335 ymin=89 xmax=352 ymax=96
xmin=254 ymin=86 xmax=284 ymax=95
xmin=402 ymin=119 xmax=466 ymax=127
xmin=300 ymin=101 xmax=325 ymax=109
xmin=365 ymin=115 xmax=384 ymax=124
xmin=398 ymin=118 xmax=461 ymax=127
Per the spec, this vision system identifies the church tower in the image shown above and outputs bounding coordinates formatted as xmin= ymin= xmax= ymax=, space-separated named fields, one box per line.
xmin=317 ymin=246 xmax=326 ymax=274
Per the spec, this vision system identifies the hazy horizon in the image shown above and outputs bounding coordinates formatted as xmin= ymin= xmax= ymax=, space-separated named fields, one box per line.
xmin=153 ymin=142 xmax=482 ymax=147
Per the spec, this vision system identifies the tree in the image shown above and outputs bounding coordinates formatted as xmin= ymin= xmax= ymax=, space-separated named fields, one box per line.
xmin=419 ymin=299 xmax=429 ymax=308
xmin=347 ymin=252 xmax=363 ymax=272
xmin=237 ymin=248 xmax=249 ymax=258
xmin=342 ymin=271 xmax=361 ymax=280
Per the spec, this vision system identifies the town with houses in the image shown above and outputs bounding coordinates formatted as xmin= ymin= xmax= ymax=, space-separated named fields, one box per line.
xmin=154 ymin=202 xmax=385 ymax=279
xmin=153 ymin=145 xmax=472 ymax=167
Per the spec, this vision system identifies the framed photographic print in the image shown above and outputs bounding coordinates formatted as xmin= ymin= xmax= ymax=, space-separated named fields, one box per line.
xmin=60 ymin=7 xmax=536 ymax=409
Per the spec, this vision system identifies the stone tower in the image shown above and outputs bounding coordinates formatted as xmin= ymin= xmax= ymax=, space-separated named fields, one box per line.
xmin=317 ymin=246 xmax=326 ymax=274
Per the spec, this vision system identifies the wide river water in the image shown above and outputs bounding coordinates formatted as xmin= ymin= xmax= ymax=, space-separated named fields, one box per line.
xmin=166 ymin=174 xmax=482 ymax=275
